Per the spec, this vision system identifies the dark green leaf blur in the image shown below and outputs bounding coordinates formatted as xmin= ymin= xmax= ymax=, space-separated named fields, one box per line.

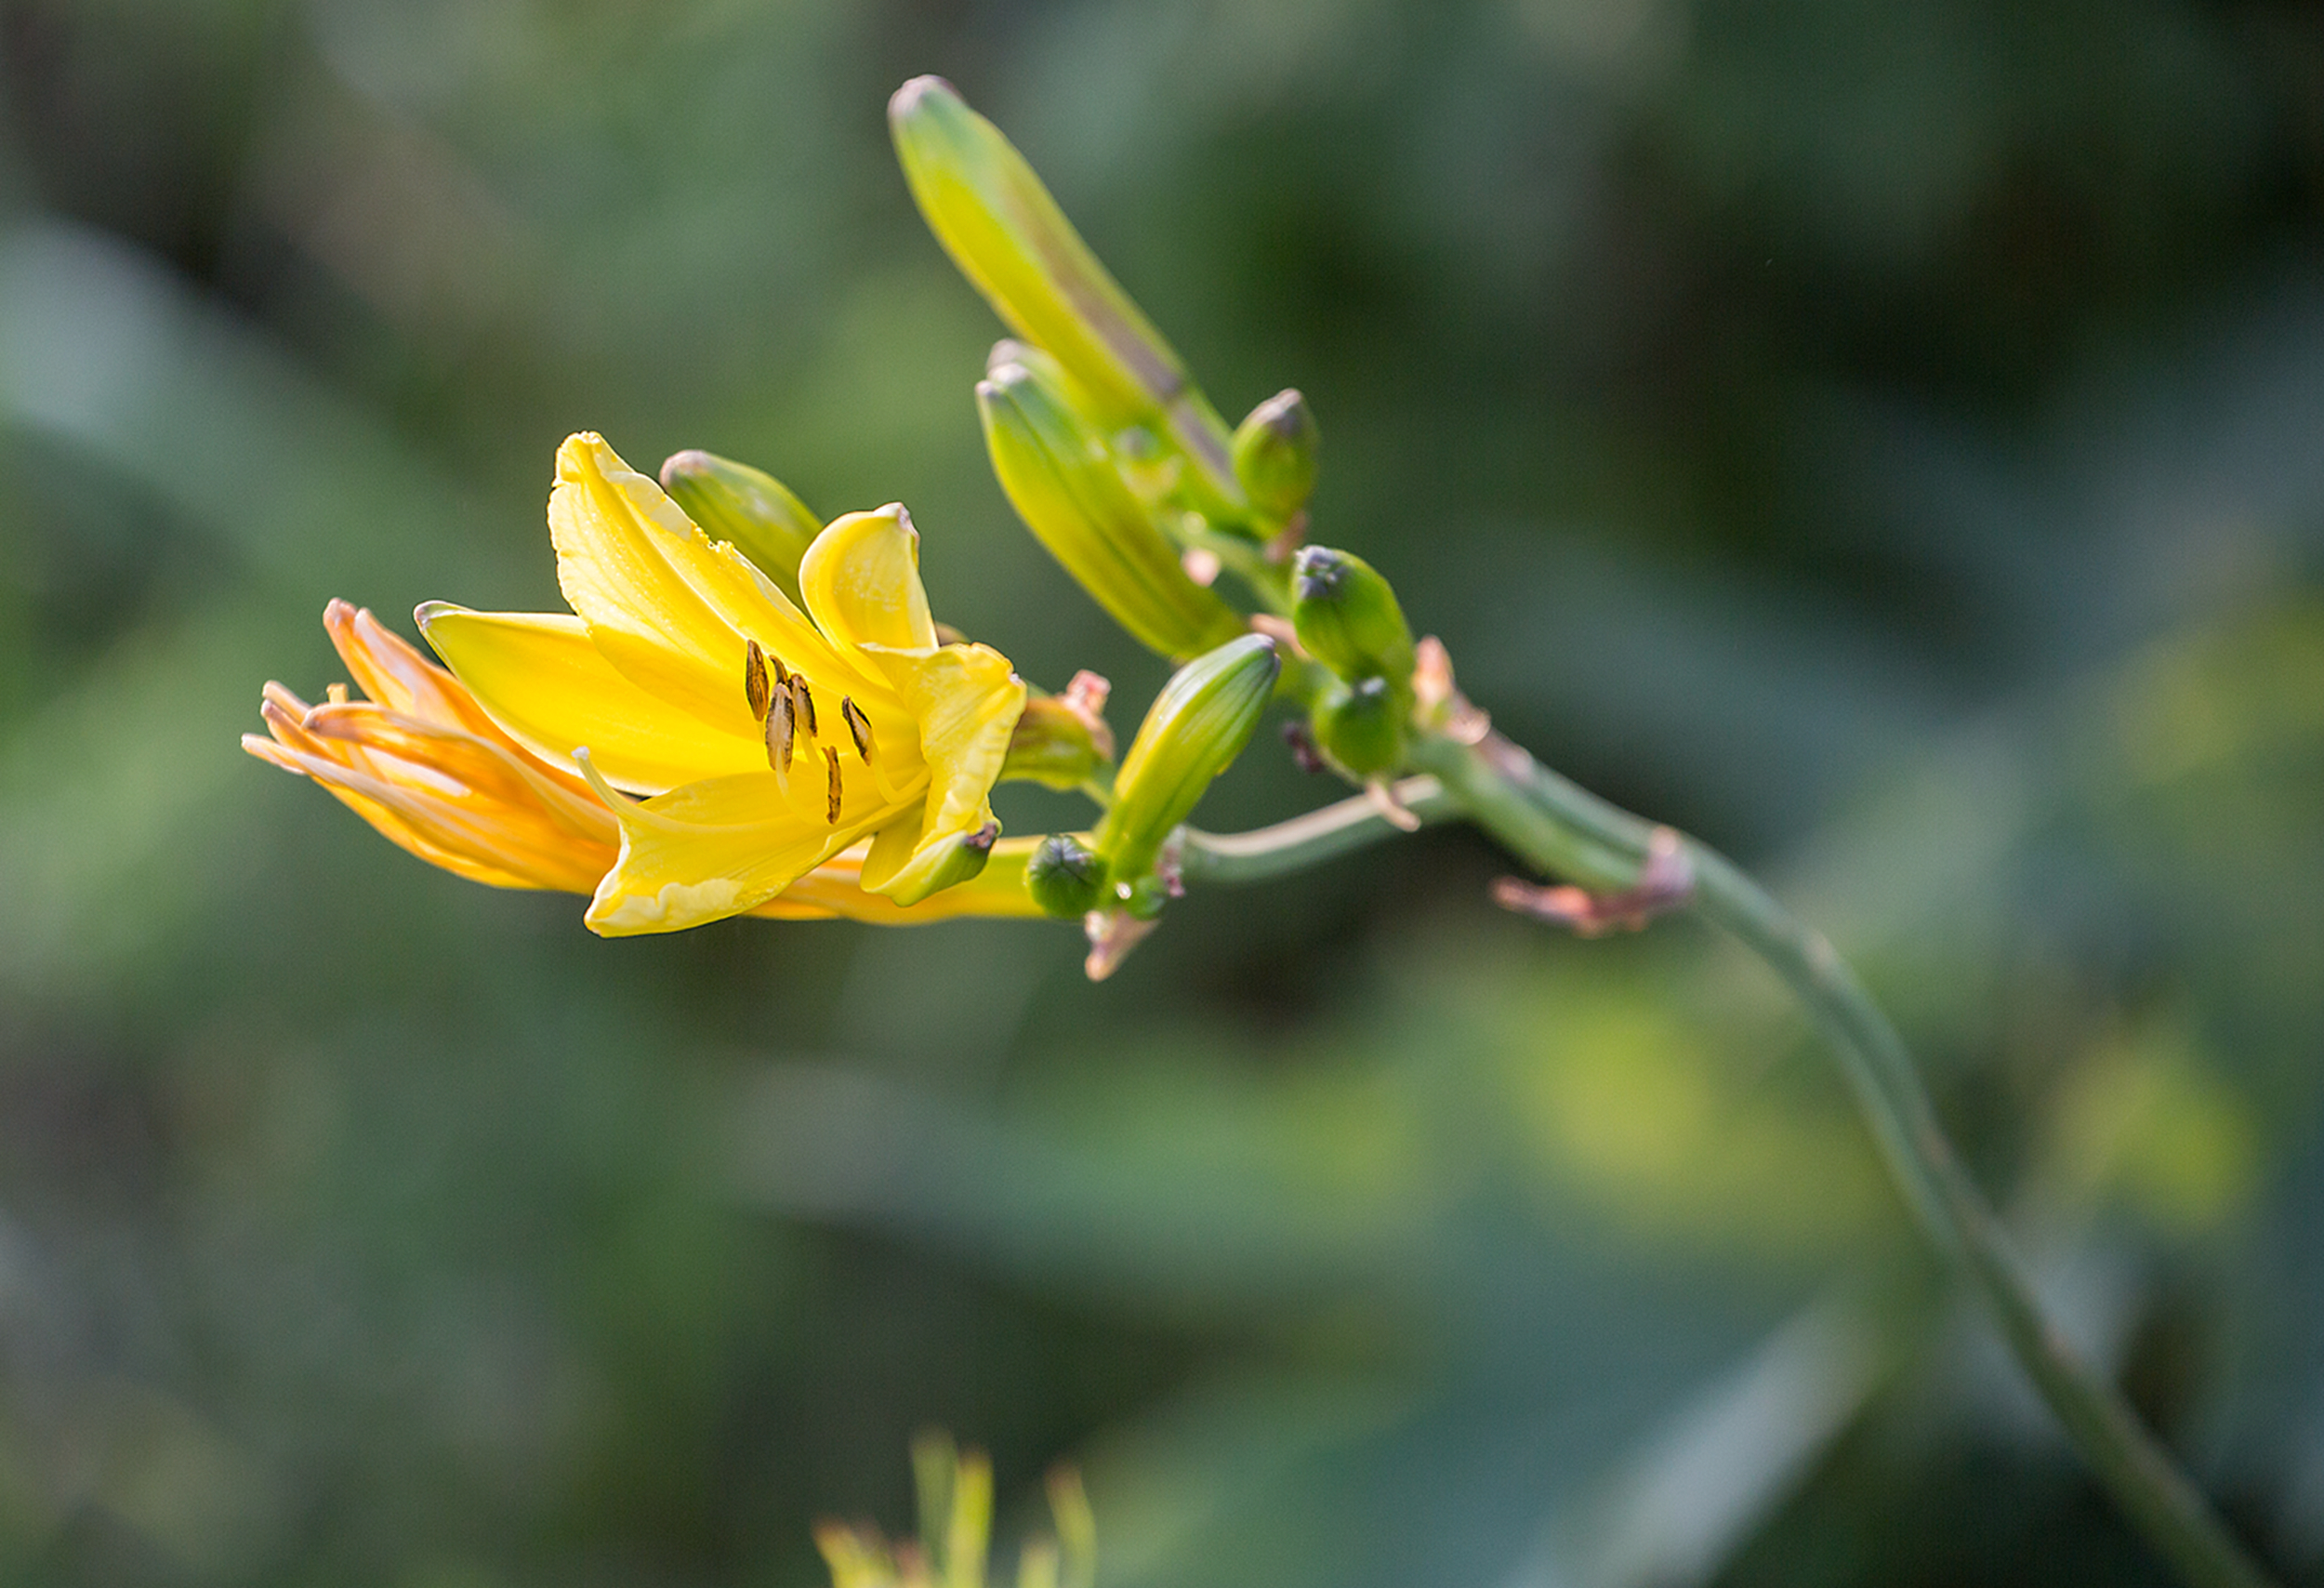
xmin=3 ymin=1 xmax=2322 ymax=1584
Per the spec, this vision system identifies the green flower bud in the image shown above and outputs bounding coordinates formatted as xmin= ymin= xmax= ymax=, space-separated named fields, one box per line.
xmin=660 ymin=449 xmax=820 ymax=607
xmin=1310 ymin=674 xmax=1404 ymax=777
xmin=1231 ymin=389 xmax=1319 ymax=522
xmin=889 ymin=75 xmax=1244 ymax=510
xmin=1290 ymin=546 xmax=1415 ymax=685
xmin=1001 ymin=672 xmax=1116 ymax=791
xmin=1024 ymin=833 xmax=1106 ymax=919
xmin=978 ymin=359 xmax=1246 ymax=659
xmin=1097 ymin=633 xmax=1279 ymax=880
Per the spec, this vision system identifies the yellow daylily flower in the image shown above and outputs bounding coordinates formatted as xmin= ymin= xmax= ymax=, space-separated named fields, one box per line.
xmin=244 ymin=600 xmax=1044 ymax=925
xmin=416 ymin=432 xmax=1029 ymax=935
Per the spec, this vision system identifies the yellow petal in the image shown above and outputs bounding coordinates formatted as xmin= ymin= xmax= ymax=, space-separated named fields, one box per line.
xmin=798 ymin=505 xmax=940 ymax=656
xmin=856 ymin=642 xmax=1024 ymax=903
xmin=575 ymin=756 xmax=867 ymax=935
xmin=548 ymin=432 xmax=877 ymax=733
xmin=418 ymin=603 xmax=765 ymax=793
xmin=755 ymin=837 xmax=1049 ymax=923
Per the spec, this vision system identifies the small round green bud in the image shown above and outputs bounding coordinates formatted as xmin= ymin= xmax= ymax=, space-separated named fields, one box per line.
xmin=1098 ymin=632 xmax=1281 ymax=880
xmin=659 ymin=450 xmax=820 ymax=607
xmin=1291 ymin=546 xmax=1415 ymax=686
xmin=1231 ymin=389 xmax=1319 ymax=522
xmin=1310 ymin=674 xmax=1404 ymax=777
xmin=1024 ymin=833 xmax=1107 ymax=919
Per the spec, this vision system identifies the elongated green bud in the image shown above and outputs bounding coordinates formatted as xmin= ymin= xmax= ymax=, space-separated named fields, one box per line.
xmin=660 ymin=450 xmax=820 ymax=606
xmin=1232 ymin=389 xmax=1319 ymax=522
xmin=1290 ymin=546 xmax=1415 ymax=685
xmin=1024 ymin=833 xmax=1106 ymax=919
xmin=1310 ymin=674 xmax=1404 ymax=777
xmin=889 ymin=75 xmax=1244 ymax=509
xmin=1097 ymin=633 xmax=1279 ymax=879
xmin=979 ymin=360 xmax=1246 ymax=659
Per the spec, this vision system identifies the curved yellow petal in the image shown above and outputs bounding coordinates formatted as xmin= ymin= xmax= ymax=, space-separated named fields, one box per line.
xmin=548 ymin=433 xmax=878 ymax=732
xmin=798 ymin=505 xmax=941 ymax=656
xmin=418 ymin=603 xmax=764 ymax=793
xmin=576 ymin=756 xmax=887 ymax=935
xmin=857 ymin=642 xmax=1025 ymax=903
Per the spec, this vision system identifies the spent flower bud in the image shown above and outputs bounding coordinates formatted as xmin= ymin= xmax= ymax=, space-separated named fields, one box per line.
xmin=1097 ymin=633 xmax=1279 ymax=880
xmin=1310 ymin=674 xmax=1404 ymax=778
xmin=1231 ymin=389 xmax=1320 ymax=522
xmin=1001 ymin=671 xmax=1116 ymax=790
xmin=1291 ymin=546 xmax=1415 ymax=686
xmin=660 ymin=449 xmax=821 ymax=606
xmin=1024 ymin=833 xmax=1107 ymax=919
xmin=979 ymin=359 xmax=1245 ymax=659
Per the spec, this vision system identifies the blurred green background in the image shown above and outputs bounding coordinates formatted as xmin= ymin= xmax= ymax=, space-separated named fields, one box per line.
xmin=3 ymin=0 xmax=2324 ymax=1583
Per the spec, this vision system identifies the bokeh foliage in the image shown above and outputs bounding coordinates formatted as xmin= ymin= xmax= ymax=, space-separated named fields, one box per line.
xmin=2 ymin=0 xmax=2323 ymax=1584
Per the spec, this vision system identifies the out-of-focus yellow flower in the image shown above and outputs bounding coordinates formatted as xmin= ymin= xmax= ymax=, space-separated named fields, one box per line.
xmin=816 ymin=1433 xmax=1094 ymax=1588
xmin=245 ymin=599 xmax=1043 ymax=925
xmin=416 ymin=432 xmax=1027 ymax=934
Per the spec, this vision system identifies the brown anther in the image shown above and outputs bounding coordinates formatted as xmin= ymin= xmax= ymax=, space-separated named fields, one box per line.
xmin=765 ymin=687 xmax=795 ymax=773
xmin=824 ymin=747 xmax=843 ymax=824
xmin=790 ymin=674 xmax=817 ymax=738
xmin=1492 ymin=827 xmax=1694 ymax=937
xmin=840 ymin=696 xmax=877 ymax=762
xmin=744 ymin=640 xmax=772 ymax=720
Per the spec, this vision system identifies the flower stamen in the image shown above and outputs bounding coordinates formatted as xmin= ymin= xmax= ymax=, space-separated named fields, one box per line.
xmin=744 ymin=640 xmax=772 ymax=720
xmin=840 ymin=695 xmax=877 ymax=763
xmin=766 ymin=687 xmax=796 ymax=776
xmin=791 ymin=674 xmax=818 ymax=739
xmin=824 ymin=747 xmax=843 ymax=824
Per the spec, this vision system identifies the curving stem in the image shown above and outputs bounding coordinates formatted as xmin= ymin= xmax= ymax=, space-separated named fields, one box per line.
xmin=1402 ymin=727 xmax=2276 ymax=1588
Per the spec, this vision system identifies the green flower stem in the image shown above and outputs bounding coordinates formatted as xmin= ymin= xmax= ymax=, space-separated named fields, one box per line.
xmin=1404 ymin=728 xmax=2275 ymax=1588
xmin=1178 ymin=775 xmax=1451 ymax=885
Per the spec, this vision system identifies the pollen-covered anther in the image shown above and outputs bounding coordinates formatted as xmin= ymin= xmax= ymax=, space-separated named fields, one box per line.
xmin=765 ymin=686 xmax=796 ymax=774
xmin=790 ymin=674 xmax=818 ymax=738
xmin=840 ymin=695 xmax=877 ymax=762
xmin=824 ymin=747 xmax=843 ymax=824
xmin=744 ymin=640 xmax=772 ymax=720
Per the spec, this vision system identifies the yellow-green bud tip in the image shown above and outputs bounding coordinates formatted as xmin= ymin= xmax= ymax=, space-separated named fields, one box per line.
xmin=659 ymin=448 xmax=820 ymax=604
